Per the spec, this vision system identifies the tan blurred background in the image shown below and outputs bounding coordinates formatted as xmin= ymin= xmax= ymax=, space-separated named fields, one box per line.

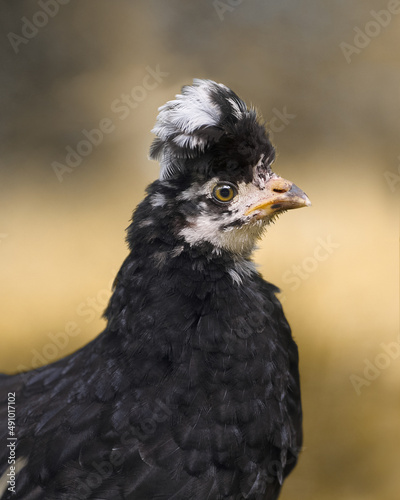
xmin=0 ymin=1 xmax=399 ymax=498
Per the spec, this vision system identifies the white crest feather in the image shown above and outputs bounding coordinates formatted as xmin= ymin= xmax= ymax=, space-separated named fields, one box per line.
xmin=151 ymin=80 xmax=223 ymax=150
xmin=150 ymin=79 xmax=248 ymax=180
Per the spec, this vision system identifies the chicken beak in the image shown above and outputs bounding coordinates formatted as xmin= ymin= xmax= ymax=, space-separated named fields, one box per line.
xmin=245 ymin=176 xmax=311 ymax=219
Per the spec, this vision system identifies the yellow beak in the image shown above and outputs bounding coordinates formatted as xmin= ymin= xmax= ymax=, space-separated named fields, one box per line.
xmin=245 ymin=176 xmax=311 ymax=219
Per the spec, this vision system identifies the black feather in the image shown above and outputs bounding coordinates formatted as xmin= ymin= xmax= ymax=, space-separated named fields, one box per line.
xmin=0 ymin=79 xmax=303 ymax=500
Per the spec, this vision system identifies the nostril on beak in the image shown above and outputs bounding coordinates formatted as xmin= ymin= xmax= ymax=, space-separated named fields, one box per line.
xmin=271 ymin=178 xmax=292 ymax=193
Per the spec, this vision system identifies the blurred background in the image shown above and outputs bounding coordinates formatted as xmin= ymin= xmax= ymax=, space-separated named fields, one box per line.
xmin=0 ymin=1 xmax=399 ymax=498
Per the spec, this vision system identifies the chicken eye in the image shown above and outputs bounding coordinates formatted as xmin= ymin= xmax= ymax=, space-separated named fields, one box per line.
xmin=212 ymin=183 xmax=237 ymax=203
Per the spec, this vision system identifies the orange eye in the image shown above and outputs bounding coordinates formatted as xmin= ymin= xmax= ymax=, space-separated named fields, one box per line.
xmin=212 ymin=183 xmax=237 ymax=203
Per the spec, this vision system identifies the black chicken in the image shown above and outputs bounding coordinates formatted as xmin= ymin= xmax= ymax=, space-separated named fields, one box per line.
xmin=0 ymin=79 xmax=310 ymax=500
